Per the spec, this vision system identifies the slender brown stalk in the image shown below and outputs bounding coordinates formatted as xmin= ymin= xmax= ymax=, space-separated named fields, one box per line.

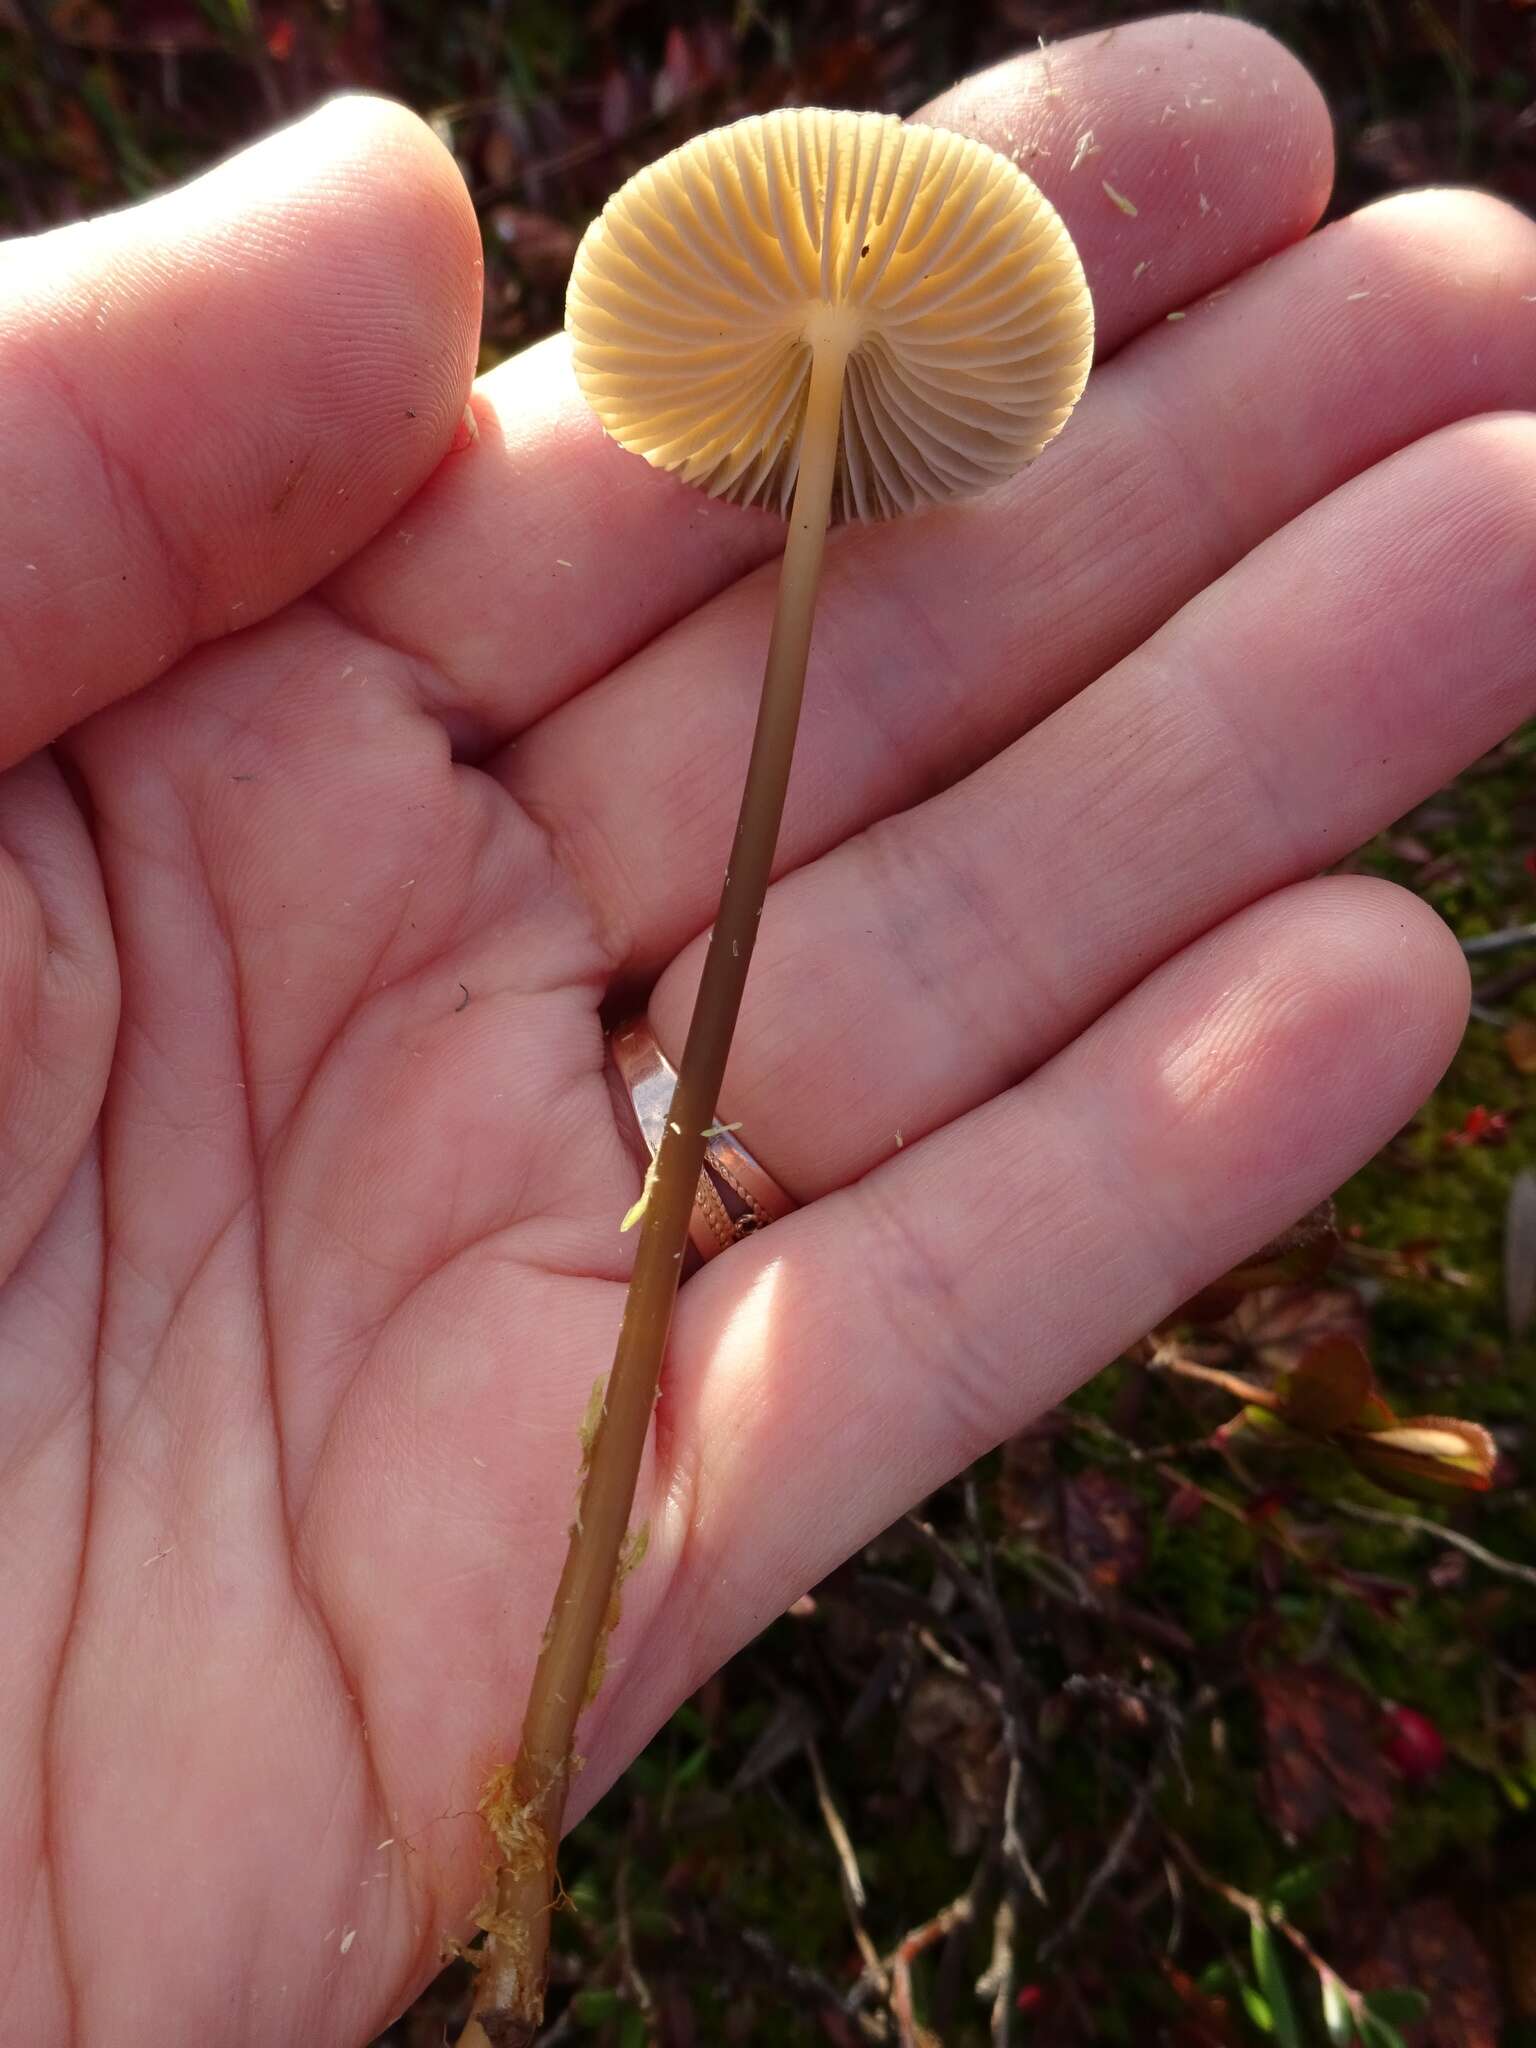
xmin=459 ymin=342 xmax=848 ymax=2048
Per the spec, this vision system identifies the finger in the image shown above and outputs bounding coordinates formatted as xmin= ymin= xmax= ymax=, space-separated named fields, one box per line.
xmin=0 ymin=95 xmax=480 ymax=768
xmin=323 ymin=11 xmax=1331 ymax=739
xmin=0 ymin=758 xmax=115 ymax=1288
xmin=643 ymin=409 xmax=1536 ymax=1195
xmin=602 ymin=878 xmax=1467 ymax=1767
xmin=510 ymin=183 xmax=1536 ymax=976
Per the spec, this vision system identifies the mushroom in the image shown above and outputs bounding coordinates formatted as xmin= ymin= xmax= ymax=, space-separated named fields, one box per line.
xmin=461 ymin=107 xmax=1092 ymax=2046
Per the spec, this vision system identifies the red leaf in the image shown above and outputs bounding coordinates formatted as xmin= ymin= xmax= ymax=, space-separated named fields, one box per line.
xmin=1165 ymin=1482 xmax=1206 ymax=1528
xmin=1160 ymin=1961 xmax=1245 ymax=2047
xmin=1059 ymin=1470 xmax=1146 ymax=1590
xmin=1444 ymin=1104 xmax=1513 ymax=1148
xmin=1275 ymin=1336 xmax=1376 ymax=1434
xmin=1352 ymin=1898 xmax=1501 ymax=2047
xmin=1243 ymin=1488 xmax=1291 ymax=1526
xmin=1255 ymin=1666 xmax=1396 ymax=1840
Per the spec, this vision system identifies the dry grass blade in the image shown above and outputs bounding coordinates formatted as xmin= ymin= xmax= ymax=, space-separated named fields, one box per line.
xmin=1504 ymin=1167 xmax=1536 ymax=1337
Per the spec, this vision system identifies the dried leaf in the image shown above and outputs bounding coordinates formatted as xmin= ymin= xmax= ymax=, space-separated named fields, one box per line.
xmin=899 ymin=1672 xmax=1004 ymax=1855
xmin=998 ymin=1425 xmax=1056 ymax=1535
xmin=1344 ymin=1415 xmax=1497 ymax=1499
xmin=731 ymin=1691 xmax=815 ymax=1791
xmin=1059 ymin=1469 xmax=1146 ymax=1590
xmin=1500 ymin=1892 xmax=1536 ymax=2019
xmin=1505 ymin=1021 xmax=1536 ymax=1074
xmin=1224 ymin=1284 xmax=1368 ymax=1379
xmin=1351 ymin=1898 xmax=1501 ymax=2048
xmin=1176 ymin=1205 xmax=1339 ymax=1322
xmin=1255 ymin=1666 xmax=1396 ymax=1840
xmin=1505 ymin=1168 xmax=1536 ymax=1336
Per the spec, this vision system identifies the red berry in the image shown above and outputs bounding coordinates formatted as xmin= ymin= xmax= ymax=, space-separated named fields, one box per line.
xmin=1381 ymin=1702 xmax=1446 ymax=1782
xmin=1016 ymin=1983 xmax=1045 ymax=2014
xmin=1244 ymin=1488 xmax=1289 ymax=1526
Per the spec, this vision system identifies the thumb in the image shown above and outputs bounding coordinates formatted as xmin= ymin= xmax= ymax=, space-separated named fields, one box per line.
xmin=0 ymin=95 xmax=481 ymax=768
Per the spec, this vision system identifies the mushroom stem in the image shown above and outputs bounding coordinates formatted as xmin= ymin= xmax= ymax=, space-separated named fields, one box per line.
xmin=461 ymin=340 xmax=847 ymax=2048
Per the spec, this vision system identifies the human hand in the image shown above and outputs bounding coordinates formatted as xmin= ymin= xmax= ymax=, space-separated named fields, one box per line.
xmin=4 ymin=16 xmax=1532 ymax=2043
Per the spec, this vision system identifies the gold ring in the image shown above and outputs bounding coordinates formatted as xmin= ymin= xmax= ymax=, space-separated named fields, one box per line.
xmin=608 ymin=1016 xmax=795 ymax=1262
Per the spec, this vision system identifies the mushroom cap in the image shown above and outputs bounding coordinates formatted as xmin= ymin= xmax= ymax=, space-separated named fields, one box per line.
xmin=566 ymin=107 xmax=1094 ymax=524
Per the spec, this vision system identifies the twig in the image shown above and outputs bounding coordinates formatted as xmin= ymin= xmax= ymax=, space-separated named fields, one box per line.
xmin=1062 ymin=1675 xmax=1201 ymax=1801
xmin=806 ymin=1736 xmax=868 ymax=1911
xmin=1040 ymin=1681 xmax=1217 ymax=1962
xmin=1163 ymin=1853 xmax=1185 ymax=1957
xmin=964 ymin=1477 xmax=1050 ymax=1909
xmin=806 ymin=1735 xmax=885 ymax=1986
xmin=904 ymin=1504 xmax=1051 ymax=1904
xmin=1065 ymin=1407 xmax=1217 ymax=1468
xmin=975 ymin=1890 xmax=1019 ymax=2048
xmin=1148 ymin=1354 xmax=1279 ymax=1408
xmin=903 ymin=1514 xmax=996 ymax=1616
xmin=732 ymin=1922 xmax=875 ymax=2033
xmin=1038 ymin=1775 xmax=1157 ymax=1962
xmin=613 ymin=1859 xmax=654 ymax=2023
xmin=999 ymin=1754 xmax=1048 ymax=1909
xmin=1010 ymin=1540 xmax=1103 ymax=1611
xmin=843 ymin=1636 xmax=914 ymax=1736
xmin=1474 ymin=956 xmax=1536 ymax=1007
xmin=889 ymin=1876 xmax=984 ymax=2048
xmin=1460 ymin=919 xmax=1536 ymax=955
xmin=1168 ymin=1833 xmax=1367 ymax=2028
xmin=1332 ymin=1497 xmax=1536 ymax=1588
xmin=914 ymin=1626 xmax=976 ymax=1683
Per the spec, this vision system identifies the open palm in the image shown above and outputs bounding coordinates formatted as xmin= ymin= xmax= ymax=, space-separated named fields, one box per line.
xmin=4 ymin=16 xmax=1534 ymax=2043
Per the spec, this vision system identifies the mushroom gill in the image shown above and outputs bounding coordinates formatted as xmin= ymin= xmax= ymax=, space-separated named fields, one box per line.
xmin=567 ymin=107 xmax=1094 ymax=522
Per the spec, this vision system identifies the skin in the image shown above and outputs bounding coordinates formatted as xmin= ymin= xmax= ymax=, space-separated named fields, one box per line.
xmin=1 ymin=14 xmax=1532 ymax=2043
